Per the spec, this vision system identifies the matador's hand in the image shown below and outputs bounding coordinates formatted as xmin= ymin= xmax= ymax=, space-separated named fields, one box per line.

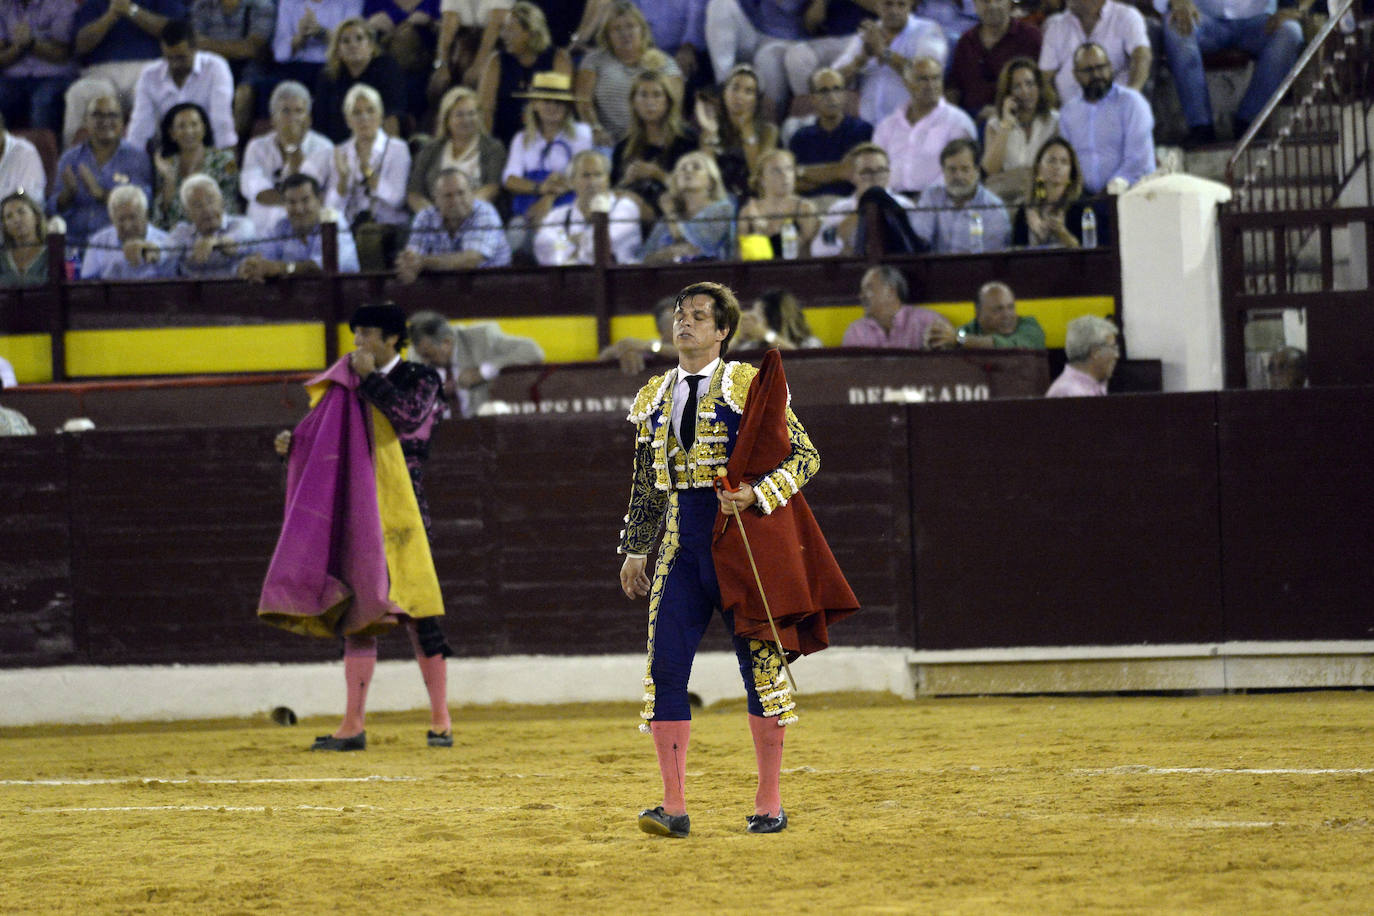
xmin=716 ymin=480 xmax=757 ymax=514
xmin=620 ymin=555 xmax=650 ymax=599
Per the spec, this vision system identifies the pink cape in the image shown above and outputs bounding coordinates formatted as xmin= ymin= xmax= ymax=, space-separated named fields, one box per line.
xmin=257 ymin=359 xmax=402 ymax=638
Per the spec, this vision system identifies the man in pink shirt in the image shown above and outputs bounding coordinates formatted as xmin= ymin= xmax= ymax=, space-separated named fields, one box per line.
xmin=1046 ymin=314 xmax=1118 ymax=396
xmin=872 ymin=55 xmax=976 ymax=194
xmin=841 ymin=264 xmax=955 ymax=348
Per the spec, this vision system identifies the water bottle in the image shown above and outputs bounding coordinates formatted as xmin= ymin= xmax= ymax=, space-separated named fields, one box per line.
xmin=779 ymin=220 xmax=799 ymax=260
xmin=552 ymin=230 xmax=575 ymax=265
xmin=1080 ymin=207 xmax=1098 ymax=249
xmin=967 ymin=210 xmax=983 ymax=254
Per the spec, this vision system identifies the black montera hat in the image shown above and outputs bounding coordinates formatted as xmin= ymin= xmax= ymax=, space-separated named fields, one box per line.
xmin=349 ymin=302 xmax=408 ymax=338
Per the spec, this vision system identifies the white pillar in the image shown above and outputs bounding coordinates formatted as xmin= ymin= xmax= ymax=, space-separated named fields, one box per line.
xmin=1117 ymin=173 xmax=1233 ymax=392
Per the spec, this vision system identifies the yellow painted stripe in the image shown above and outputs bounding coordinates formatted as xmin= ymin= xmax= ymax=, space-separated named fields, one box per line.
xmin=4 ymin=296 xmax=1114 ymax=382
xmin=809 ymin=296 xmax=1116 ymax=348
xmin=64 ymin=324 xmax=326 ymax=377
xmin=337 ymin=315 xmax=601 ymax=366
xmin=0 ymin=334 xmax=54 ymax=384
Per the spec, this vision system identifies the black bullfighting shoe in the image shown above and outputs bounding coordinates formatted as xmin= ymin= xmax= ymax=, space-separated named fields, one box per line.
xmin=309 ymin=732 xmax=366 ymax=751
xmin=427 ymin=730 xmax=453 ymax=748
xmin=638 ymin=806 xmax=690 ymax=838
xmin=745 ymin=809 xmax=788 ymax=834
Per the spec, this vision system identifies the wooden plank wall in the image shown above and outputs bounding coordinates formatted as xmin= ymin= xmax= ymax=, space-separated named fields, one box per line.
xmin=2 ymin=386 xmax=1371 ymax=668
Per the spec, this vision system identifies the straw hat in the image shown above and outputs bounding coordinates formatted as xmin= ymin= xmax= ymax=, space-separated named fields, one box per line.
xmin=513 ymin=71 xmax=582 ymax=103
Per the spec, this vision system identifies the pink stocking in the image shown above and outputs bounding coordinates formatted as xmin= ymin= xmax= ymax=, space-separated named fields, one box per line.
xmin=748 ymin=714 xmax=785 ymax=817
xmin=339 ymin=637 xmax=377 ymax=737
xmin=650 ymin=720 xmax=691 ymax=816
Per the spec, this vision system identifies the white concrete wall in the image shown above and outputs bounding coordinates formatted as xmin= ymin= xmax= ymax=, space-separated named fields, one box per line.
xmin=1118 ymin=173 xmax=1234 ymax=391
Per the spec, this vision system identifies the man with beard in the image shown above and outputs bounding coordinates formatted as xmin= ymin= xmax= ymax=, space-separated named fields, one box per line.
xmin=1057 ymin=42 xmax=1154 ymax=195
xmin=909 ymin=138 xmax=1011 ymax=254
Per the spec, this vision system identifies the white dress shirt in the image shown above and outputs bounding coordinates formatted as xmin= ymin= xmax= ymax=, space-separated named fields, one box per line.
xmin=533 ymin=194 xmax=642 ymax=266
xmin=126 ymin=50 xmax=238 ymax=152
xmin=672 ymin=358 xmax=719 ymax=448
xmin=240 ymin=130 xmax=335 ymax=234
xmin=326 ymin=131 xmax=412 ymax=227
xmin=0 ymin=132 xmax=46 ymax=200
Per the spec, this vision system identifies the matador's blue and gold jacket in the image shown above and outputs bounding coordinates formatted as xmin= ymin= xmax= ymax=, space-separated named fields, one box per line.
xmin=618 ymin=359 xmax=820 ymax=556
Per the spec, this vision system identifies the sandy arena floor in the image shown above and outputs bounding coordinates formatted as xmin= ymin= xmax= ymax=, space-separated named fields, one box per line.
xmin=1 ymin=690 xmax=1371 ymax=914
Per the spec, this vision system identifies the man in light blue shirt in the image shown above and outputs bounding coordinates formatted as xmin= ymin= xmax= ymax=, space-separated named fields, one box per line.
xmin=1158 ymin=0 xmax=1304 ymax=144
xmin=237 ymin=173 xmax=360 ymax=280
xmin=167 ymin=173 xmax=257 ymax=277
xmin=1057 ymin=42 xmax=1155 ymax=193
xmin=396 ymin=168 xmax=510 ymax=283
xmin=909 ymin=137 xmax=1011 ymax=253
xmin=80 ymin=185 xmax=172 ymax=280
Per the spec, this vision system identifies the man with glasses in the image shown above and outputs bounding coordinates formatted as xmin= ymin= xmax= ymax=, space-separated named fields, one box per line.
xmin=787 ymin=67 xmax=873 ymax=199
xmin=1038 ymin=0 xmax=1150 ymax=104
xmin=811 ymin=141 xmax=918 ymax=256
xmin=1046 ymin=314 xmax=1119 ymax=396
xmin=1058 ymin=42 xmax=1155 ymax=194
xmin=48 ymin=94 xmax=153 ymax=247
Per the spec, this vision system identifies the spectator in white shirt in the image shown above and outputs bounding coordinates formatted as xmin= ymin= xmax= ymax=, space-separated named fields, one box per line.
xmin=80 ymin=183 xmax=172 ymax=279
xmin=126 ymin=19 xmax=238 ymax=154
xmin=872 ymin=56 xmax=976 ymax=194
xmin=326 ymin=82 xmax=411 ymax=269
xmin=166 ymin=172 xmax=256 ymax=277
xmin=0 ymin=113 xmax=46 ymax=200
xmin=534 ymin=149 xmax=642 ymax=265
xmin=1039 ymin=0 xmax=1150 ymax=105
xmin=240 ymin=80 xmax=335 ymax=235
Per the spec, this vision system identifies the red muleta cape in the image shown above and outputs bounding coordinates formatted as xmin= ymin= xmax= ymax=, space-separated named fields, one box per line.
xmin=712 ymin=349 xmax=859 ymax=658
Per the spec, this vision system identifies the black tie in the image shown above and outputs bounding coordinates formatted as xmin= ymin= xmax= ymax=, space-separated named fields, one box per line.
xmin=680 ymin=374 xmax=704 ymax=451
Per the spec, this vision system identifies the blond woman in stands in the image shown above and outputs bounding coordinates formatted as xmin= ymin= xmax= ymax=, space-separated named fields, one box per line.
xmin=737 ymin=148 xmax=818 ymax=259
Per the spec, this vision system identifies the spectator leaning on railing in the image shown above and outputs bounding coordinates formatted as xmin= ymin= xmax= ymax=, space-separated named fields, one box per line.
xmin=167 ymin=172 xmax=254 ymax=277
xmin=909 ymin=137 xmax=1012 ymax=254
xmin=80 ymin=184 xmax=172 ymax=280
xmin=941 ymin=280 xmax=1046 ymax=350
xmin=1012 ymin=135 xmax=1113 ymax=248
xmin=396 ymin=167 xmax=510 ymax=282
xmin=238 ymin=172 xmax=360 ymax=280
xmin=534 ymin=149 xmax=641 ymax=266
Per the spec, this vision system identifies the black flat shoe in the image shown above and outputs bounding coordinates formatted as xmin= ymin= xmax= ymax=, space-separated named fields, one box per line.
xmin=638 ymin=806 xmax=690 ymax=838
xmin=427 ymin=730 xmax=453 ymax=748
xmin=309 ymin=731 xmax=366 ymax=751
xmin=745 ymin=809 xmax=787 ymax=833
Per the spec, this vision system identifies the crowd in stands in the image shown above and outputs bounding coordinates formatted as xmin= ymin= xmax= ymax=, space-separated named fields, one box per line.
xmin=0 ymin=0 xmax=1320 ymax=394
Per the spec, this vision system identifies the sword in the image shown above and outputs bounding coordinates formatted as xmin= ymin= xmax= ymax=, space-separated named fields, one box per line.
xmin=714 ymin=467 xmax=799 ymax=696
